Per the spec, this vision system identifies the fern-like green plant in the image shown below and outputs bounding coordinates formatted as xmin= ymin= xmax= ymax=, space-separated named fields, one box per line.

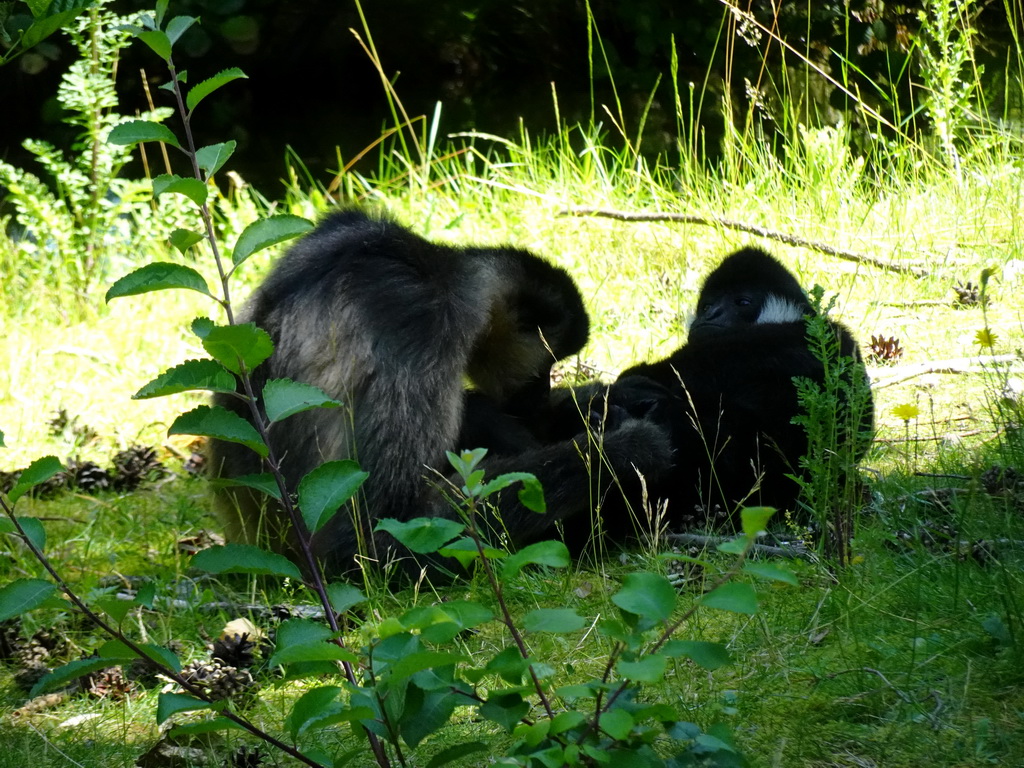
xmin=0 ymin=0 xmax=175 ymax=317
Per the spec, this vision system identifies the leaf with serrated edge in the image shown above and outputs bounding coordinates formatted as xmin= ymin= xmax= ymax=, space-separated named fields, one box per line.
xmin=200 ymin=323 xmax=273 ymax=374
xmin=169 ymin=405 xmax=267 ymax=457
xmin=31 ymin=657 xmax=126 ymax=697
xmin=699 ymin=582 xmax=758 ymax=615
xmin=210 ymin=473 xmax=282 ymax=501
xmin=134 ymin=359 xmax=236 ymax=399
xmin=136 ymin=29 xmax=170 ymax=60
xmin=15 ymin=517 xmax=45 ymax=552
xmin=106 ymin=262 xmax=211 ymax=301
xmin=298 ymin=460 xmax=369 ymax=533
xmin=742 ymin=561 xmax=799 ymax=585
xmin=186 ymin=67 xmax=247 ymax=112
xmin=231 ymin=214 xmax=313 ymax=267
xmin=153 ymin=174 xmax=208 ymax=206
xmin=191 ymin=543 xmax=302 ymax=579
xmin=501 ymin=540 xmax=569 ymax=580
xmin=8 ymin=455 xmax=62 ymax=503
xmin=374 ymin=517 xmax=463 ymax=554
xmin=157 ymin=693 xmax=213 ymax=725
xmin=263 ymin=378 xmax=341 ymax=422
xmin=165 ymin=15 xmax=196 ymax=44
xmin=522 ymin=608 xmax=586 ymax=633
xmin=0 ymin=579 xmax=55 ymax=622
xmin=611 ymin=572 xmax=676 ymax=622
xmin=169 ymin=228 xmax=205 ymax=255
xmin=107 ymin=119 xmax=179 ymax=148
xmin=195 ymin=141 xmax=236 ymax=176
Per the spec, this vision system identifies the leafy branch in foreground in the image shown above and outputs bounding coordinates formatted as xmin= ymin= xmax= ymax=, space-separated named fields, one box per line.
xmin=1 ymin=4 xmax=795 ymax=766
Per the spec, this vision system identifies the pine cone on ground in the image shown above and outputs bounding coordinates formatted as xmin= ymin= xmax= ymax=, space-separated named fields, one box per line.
xmin=180 ymin=658 xmax=256 ymax=702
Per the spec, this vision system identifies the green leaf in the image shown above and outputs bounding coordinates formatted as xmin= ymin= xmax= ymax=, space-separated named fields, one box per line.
xmin=7 ymin=455 xmax=62 ymax=503
xmin=12 ymin=517 xmax=46 ymax=552
xmin=447 ymin=448 xmax=486 ymax=479
xmin=424 ymin=741 xmax=488 ymax=768
xmin=374 ymin=517 xmax=464 ymax=554
xmin=523 ymin=608 xmax=586 ymax=633
xmin=550 ymin=711 xmax=586 ymax=734
xmin=186 ymin=67 xmax=247 ymax=113
xmin=700 ymin=582 xmax=758 ymax=615
xmin=298 ymin=460 xmax=369 ymax=533
xmin=156 ymin=692 xmax=213 ymax=725
xmin=479 ymin=471 xmax=545 ymax=512
xmin=263 ymin=378 xmax=341 ymax=422
xmin=210 ymin=473 xmax=282 ymax=501
xmin=169 ymin=405 xmax=267 ymax=457
xmin=616 ymin=653 xmax=667 ymax=683
xmin=106 ymin=262 xmax=211 ymax=301
xmin=717 ymin=537 xmax=747 ymax=555
xmin=661 ymin=640 xmax=732 ymax=670
xmin=742 ymin=561 xmax=798 ymax=585
xmin=134 ymin=359 xmax=237 ymax=399
xmin=437 ymin=536 xmax=505 ymax=568
xmin=136 ymin=583 xmax=157 ymax=609
xmin=153 ymin=174 xmax=208 ymax=206
xmin=0 ymin=579 xmax=55 ymax=621
xmin=195 ymin=141 xmax=236 ymax=176
xmin=20 ymin=5 xmax=90 ymax=49
xmin=740 ymin=506 xmax=775 ymax=538
xmin=277 ymin=618 xmax=333 ymax=646
xmin=0 ymin=428 xmax=5 ymax=447
xmin=165 ymin=15 xmax=196 ymax=44
xmin=231 ymin=214 xmax=313 ymax=267
xmin=107 ymin=119 xmax=179 ymax=148
xmin=191 ymin=543 xmax=302 ymax=579
xmin=285 ymin=686 xmax=374 ymax=738
xmin=31 ymin=657 xmax=125 ymax=697
xmin=136 ymin=29 xmax=170 ymax=60
xmin=400 ymin=685 xmax=459 ymax=748
xmin=169 ymin=228 xmax=205 ymax=255
xmin=94 ymin=595 xmax=133 ymax=625
xmin=268 ymin=642 xmax=358 ymax=667
xmin=198 ymin=322 xmax=274 ymax=374
xmin=598 ymin=708 xmax=634 ymax=741
xmin=389 ymin=651 xmax=468 ymax=680
xmin=168 ymin=717 xmax=244 ymax=738
xmin=501 ymin=540 xmax=570 ymax=580
xmin=485 ymin=645 xmax=530 ymax=685
xmin=479 ymin=693 xmax=529 ymax=732
xmin=286 ymin=686 xmax=340 ymax=738
xmin=326 ymin=583 xmax=366 ymax=614
xmin=98 ymin=640 xmax=181 ymax=672
xmin=611 ymin=572 xmax=676 ymax=623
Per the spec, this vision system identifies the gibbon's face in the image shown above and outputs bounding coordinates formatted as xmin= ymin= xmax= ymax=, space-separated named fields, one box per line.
xmin=689 ymin=286 xmax=806 ymax=335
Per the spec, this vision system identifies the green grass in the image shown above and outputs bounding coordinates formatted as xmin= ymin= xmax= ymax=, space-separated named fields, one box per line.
xmin=2 ymin=103 xmax=1024 ymax=766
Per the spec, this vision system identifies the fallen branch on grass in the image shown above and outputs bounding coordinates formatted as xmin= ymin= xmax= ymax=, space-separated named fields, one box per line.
xmin=870 ymin=354 xmax=1022 ymax=388
xmin=559 ymin=206 xmax=928 ymax=277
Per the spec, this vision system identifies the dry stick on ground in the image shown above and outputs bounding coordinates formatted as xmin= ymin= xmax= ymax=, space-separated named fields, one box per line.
xmin=559 ymin=206 xmax=929 ymax=278
xmin=870 ymin=354 xmax=1022 ymax=389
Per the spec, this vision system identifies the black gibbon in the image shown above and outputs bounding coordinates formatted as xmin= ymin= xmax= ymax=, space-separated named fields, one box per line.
xmin=209 ymin=210 xmax=673 ymax=577
xmin=608 ymin=247 xmax=874 ymax=530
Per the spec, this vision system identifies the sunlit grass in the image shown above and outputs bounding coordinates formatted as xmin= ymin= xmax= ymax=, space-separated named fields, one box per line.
xmin=2 ymin=90 xmax=1024 ymax=767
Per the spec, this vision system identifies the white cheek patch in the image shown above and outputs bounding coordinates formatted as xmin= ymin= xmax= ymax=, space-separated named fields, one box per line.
xmin=757 ymin=294 xmax=805 ymax=325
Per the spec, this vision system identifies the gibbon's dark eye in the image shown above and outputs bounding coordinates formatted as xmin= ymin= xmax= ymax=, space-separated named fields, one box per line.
xmin=735 ymin=296 xmax=751 ymax=307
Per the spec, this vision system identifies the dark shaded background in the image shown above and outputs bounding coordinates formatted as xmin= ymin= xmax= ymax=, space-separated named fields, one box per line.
xmin=2 ymin=1 xmax=1021 ymax=190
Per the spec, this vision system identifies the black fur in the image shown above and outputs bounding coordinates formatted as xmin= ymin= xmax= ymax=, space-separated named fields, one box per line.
xmin=209 ymin=210 xmax=672 ymax=576
xmin=608 ymin=247 xmax=874 ymax=530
